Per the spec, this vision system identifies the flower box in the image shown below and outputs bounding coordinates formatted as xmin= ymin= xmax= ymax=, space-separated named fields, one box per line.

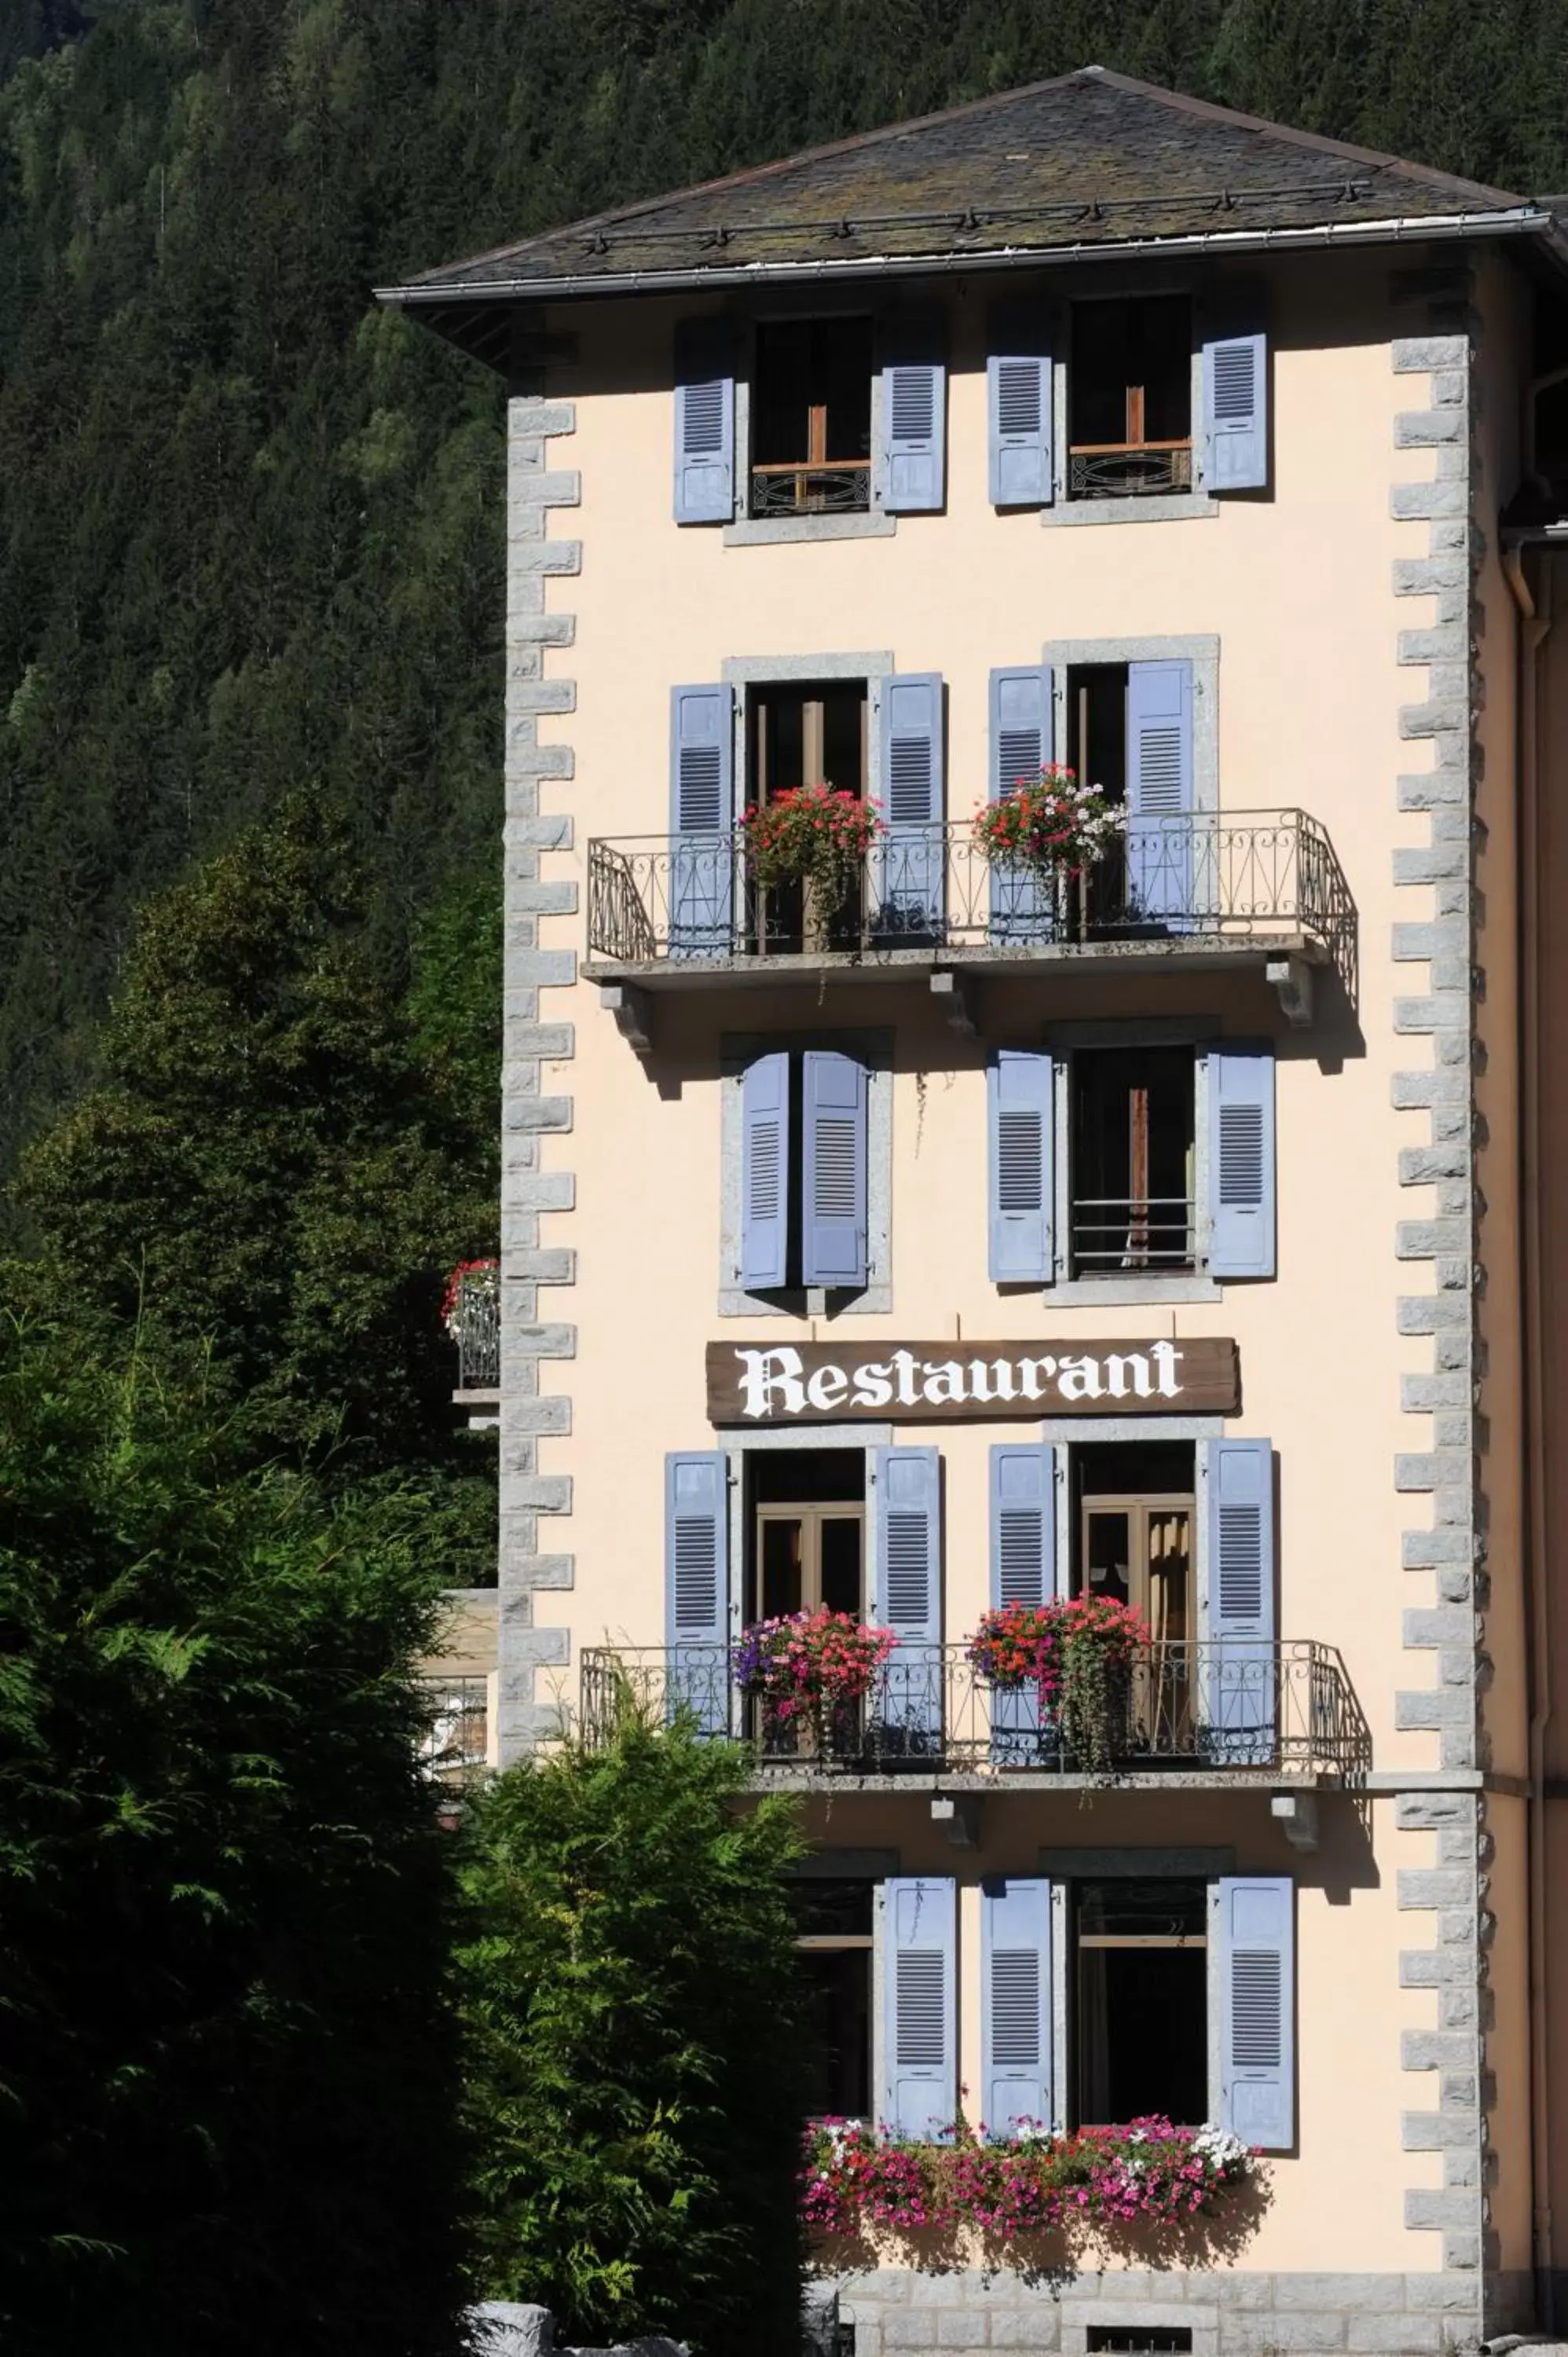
xmin=973 ymin=765 xmax=1123 ymax=875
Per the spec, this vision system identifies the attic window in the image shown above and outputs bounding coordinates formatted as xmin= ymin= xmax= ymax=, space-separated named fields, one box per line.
xmin=1068 ymin=295 xmax=1192 ymax=499
xmin=751 ymin=317 xmax=873 ymax=517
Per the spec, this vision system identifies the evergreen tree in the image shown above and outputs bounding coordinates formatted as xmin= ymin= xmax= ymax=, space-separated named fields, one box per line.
xmin=0 ymin=1321 xmax=468 ymax=2356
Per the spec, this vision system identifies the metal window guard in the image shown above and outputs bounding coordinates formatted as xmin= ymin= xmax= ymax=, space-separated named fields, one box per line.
xmin=452 ymin=1263 xmax=500 ymax=1392
xmin=419 ymin=1676 xmax=489 ymax=1789
xmin=750 ymin=460 xmax=871 ymax=515
xmin=1068 ymin=442 xmax=1193 ymax=498
xmin=586 ymin=810 xmax=1357 ymax=1002
xmin=1071 ymin=1195 xmax=1197 ymax=1274
xmin=578 ymin=1640 xmax=1368 ymax=1780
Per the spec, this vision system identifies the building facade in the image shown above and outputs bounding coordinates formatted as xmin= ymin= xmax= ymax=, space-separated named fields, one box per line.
xmin=383 ymin=66 xmax=1568 ymax=2353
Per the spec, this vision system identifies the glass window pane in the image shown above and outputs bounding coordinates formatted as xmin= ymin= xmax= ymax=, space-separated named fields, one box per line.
xmin=820 ymin=1516 xmax=863 ymax=1616
xmin=760 ymin=1517 xmax=804 ymax=1618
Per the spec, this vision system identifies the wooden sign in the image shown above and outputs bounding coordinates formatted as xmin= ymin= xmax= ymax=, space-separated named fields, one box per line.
xmin=705 ymin=1338 xmax=1239 ymax=1426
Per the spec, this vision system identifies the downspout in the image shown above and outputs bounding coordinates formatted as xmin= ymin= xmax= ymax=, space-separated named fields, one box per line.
xmin=1504 ymin=539 xmax=1554 ymax=2330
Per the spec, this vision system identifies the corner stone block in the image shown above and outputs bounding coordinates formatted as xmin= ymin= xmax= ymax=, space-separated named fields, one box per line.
xmin=1404 ymin=2189 xmax=1474 ymax=2230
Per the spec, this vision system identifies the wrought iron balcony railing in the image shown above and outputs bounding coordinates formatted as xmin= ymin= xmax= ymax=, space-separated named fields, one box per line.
xmin=578 ymin=1640 xmax=1368 ymax=1780
xmin=585 ymin=810 xmax=1356 ymax=998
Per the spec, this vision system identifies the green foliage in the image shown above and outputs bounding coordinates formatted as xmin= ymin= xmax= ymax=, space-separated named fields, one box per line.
xmin=458 ymin=1707 xmax=809 ymax=2355
xmin=14 ymin=793 xmax=495 ymax=1513
xmin=0 ymin=1320 xmax=468 ymax=2356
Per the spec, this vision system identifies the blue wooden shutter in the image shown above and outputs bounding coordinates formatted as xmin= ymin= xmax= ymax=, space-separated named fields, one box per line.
xmin=740 ymin=1051 xmax=790 ymax=1289
xmin=1218 ymin=1876 xmax=1294 ymax=2150
xmin=801 ymin=1050 xmax=867 ymax=1289
xmin=989 ymin=1445 xmax=1056 ymax=1764
xmin=981 ymin=1878 xmax=1053 ymax=2136
xmin=1201 ymin=328 xmax=1268 ymax=493
xmin=669 ymin=683 xmax=734 ymax=957
xmin=874 ymin=1447 xmax=942 ymax=1752
xmin=987 ymin=305 xmax=1052 ymax=508
xmin=877 ymin=673 xmax=944 ymax=938
xmin=878 ymin=317 xmax=946 ymax=512
xmin=987 ymin=665 xmax=1054 ymax=945
xmin=1207 ymin=1045 xmax=1276 ymax=1279
xmin=672 ymin=320 xmax=735 ymax=522
xmin=1203 ymin=1437 xmax=1276 ymax=1765
xmin=987 ymin=1049 xmax=1054 ymax=1284
xmin=665 ymin=1451 xmax=730 ymax=1735
xmin=883 ymin=1877 xmax=956 ymax=2139
xmin=1127 ymin=658 xmax=1193 ymax=924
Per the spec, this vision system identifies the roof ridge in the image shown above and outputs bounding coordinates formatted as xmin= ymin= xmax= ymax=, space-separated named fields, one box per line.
xmin=399 ymin=68 xmax=1103 ymax=290
xmin=1076 ymin=64 xmax=1526 ymax=207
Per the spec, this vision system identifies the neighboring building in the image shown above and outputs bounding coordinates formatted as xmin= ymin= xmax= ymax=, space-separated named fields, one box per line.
xmin=380 ymin=65 xmax=1568 ymax=2352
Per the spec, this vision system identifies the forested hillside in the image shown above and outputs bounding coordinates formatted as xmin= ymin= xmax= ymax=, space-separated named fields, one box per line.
xmin=3 ymin=0 xmax=1568 ymax=1197
xmin=4 ymin=0 xmax=1568 ymax=1449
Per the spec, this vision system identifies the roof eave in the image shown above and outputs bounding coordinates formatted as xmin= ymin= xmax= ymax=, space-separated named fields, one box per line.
xmin=376 ymin=203 xmax=1559 ymax=316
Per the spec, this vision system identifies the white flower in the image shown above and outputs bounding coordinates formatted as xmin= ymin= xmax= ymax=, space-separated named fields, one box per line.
xmin=1191 ymin=2124 xmax=1248 ymax=2171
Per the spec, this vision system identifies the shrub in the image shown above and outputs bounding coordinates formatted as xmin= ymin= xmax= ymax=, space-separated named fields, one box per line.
xmin=458 ymin=1707 xmax=808 ymax=2355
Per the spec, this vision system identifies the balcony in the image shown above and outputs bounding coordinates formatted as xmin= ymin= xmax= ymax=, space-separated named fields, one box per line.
xmin=584 ymin=812 xmax=1355 ymax=1025
xmin=578 ymin=1640 xmax=1368 ymax=1789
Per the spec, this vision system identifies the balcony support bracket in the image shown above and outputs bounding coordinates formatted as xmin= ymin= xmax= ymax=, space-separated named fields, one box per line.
xmin=1266 ymin=955 xmax=1314 ymax=1030
xmin=599 ymin=983 xmax=654 ymax=1062
xmin=930 ymin=970 xmax=981 ymax=1040
xmin=932 ymin=1791 xmax=983 ymax=1849
xmin=1270 ymin=1790 xmax=1321 ymax=1851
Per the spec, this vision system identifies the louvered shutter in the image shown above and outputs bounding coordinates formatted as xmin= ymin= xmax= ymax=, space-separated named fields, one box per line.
xmin=877 ymin=315 xmax=946 ymax=512
xmin=740 ymin=1050 xmax=790 ymax=1289
xmin=1127 ymin=659 xmax=1194 ymax=925
xmin=1207 ymin=1045 xmax=1276 ymax=1279
xmin=1203 ymin=1438 xmax=1276 ymax=1765
xmin=665 ymin=1451 xmax=730 ymax=1736
xmin=981 ymin=1878 xmax=1053 ymax=2136
xmin=987 ymin=665 xmax=1054 ymax=945
xmin=883 ymin=1877 xmax=956 ymax=2139
xmin=669 ymin=683 xmax=735 ymax=958
xmin=1218 ymin=1876 xmax=1294 ymax=2150
xmin=874 ymin=1447 xmax=942 ymax=1751
xmin=672 ymin=319 xmax=735 ymax=522
xmin=1201 ymin=328 xmax=1268 ymax=493
xmin=987 ymin=304 xmax=1052 ymax=508
xmin=989 ymin=1446 xmax=1057 ymax=1765
xmin=801 ymin=1050 xmax=867 ymax=1289
xmin=876 ymin=672 xmax=944 ymax=938
xmin=987 ymin=1049 xmax=1054 ymax=1284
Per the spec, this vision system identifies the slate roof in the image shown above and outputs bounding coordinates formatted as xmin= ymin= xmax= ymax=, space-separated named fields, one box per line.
xmin=379 ymin=66 xmax=1555 ymax=331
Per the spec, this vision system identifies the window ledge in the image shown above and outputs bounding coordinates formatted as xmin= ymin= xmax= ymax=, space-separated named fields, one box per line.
xmin=724 ymin=510 xmax=896 ymax=546
xmin=1046 ymin=1277 xmax=1222 ymax=1305
xmin=718 ymin=1285 xmax=892 ymax=1318
xmin=1042 ymin=492 xmax=1218 ymax=528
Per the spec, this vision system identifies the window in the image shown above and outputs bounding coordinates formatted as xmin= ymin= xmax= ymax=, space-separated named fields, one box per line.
xmin=749 ymin=1449 xmax=866 ymax=1622
xmin=1075 ymin=1441 xmax=1195 ymax=1752
xmin=749 ymin=680 xmax=869 ymax=951
xmin=1073 ymin=1878 xmax=1207 ymax=2126
xmin=740 ymin=1047 xmax=869 ymax=1295
xmin=1068 ymin=296 xmax=1192 ymax=500
xmin=791 ymin=1879 xmax=874 ymax=2119
xmin=1070 ymin=1046 xmax=1196 ymax=1277
xmin=750 ymin=318 xmax=873 ymax=517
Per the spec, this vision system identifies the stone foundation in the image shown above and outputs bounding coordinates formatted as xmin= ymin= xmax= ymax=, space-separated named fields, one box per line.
xmin=830 ymin=2267 xmax=1535 ymax=2356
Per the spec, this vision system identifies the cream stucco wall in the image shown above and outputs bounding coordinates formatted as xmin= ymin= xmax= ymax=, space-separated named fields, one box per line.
xmin=500 ymin=240 xmax=1533 ymax=2290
